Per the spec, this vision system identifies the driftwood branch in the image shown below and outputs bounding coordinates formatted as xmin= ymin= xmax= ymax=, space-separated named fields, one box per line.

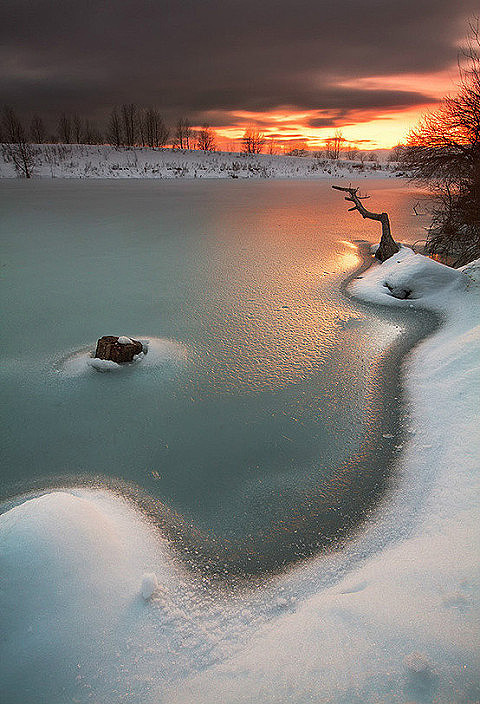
xmin=332 ymin=185 xmax=400 ymax=261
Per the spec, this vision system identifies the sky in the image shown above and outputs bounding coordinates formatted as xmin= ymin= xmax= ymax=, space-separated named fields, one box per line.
xmin=1 ymin=0 xmax=478 ymax=149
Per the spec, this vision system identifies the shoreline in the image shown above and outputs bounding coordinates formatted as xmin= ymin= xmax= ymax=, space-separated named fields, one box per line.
xmin=170 ymin=251 xmax=480 ymax=704
xmin=0 ymin=143 xmax=397 ymax=180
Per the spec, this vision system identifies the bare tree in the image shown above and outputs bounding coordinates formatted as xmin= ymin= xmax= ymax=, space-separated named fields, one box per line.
xmin=183 ymin=117 xmax=192 ymax=149
xmin=332 ymin=185 xmax=400 ymax=261
xmin=157 ymin=116 xmax=169 ymax=147
xmin=242 ymin=127 xmax=265 ymax=154
xmin=2 ymin=106 xmax=36 ymax=177
xmin=72 ymin=114 xmax=82 ymax=143
xmin=286 ymin=138 xmax=308 ymax=156
xmin=2 ymin=105 xmax=21 ymax=143
xmin=173 ymin=117 xmax=192 ymax=149
xmin=121 ymin=103 xmax=137 ymax=146
xmin=387 ymin=144 xmax=406 ymax=162
xmin=404 ymin=19 xmax=480 ymax=265
xmin=58 ymin=113 xmax=72 ymax=143
xmin=107 ymin=108 xmax=123 ymax=147
xmin=345 ymin=145 xmax=359 ymax=161
xmin=137 ymin=108 xmax=146 ymax=146
xmin=266 ymin=136 xmax=278 ymax=154
xmin=196 ymin=124 xmax=216 ymax=151
xmin=30 ymin=115 xmax=46 ymax=143
xmin=143 ymin=108 xmax=169 ymax=147
xmin=83 ymin=119 xmax=103 ymax=144
xmin=325 ymin=128 xmax=344 ymax=160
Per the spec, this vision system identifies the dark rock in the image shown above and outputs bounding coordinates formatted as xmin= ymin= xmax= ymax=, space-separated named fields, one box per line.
xmin=384 ymin=282 xmax=412 ymax=299
xmin=94 ymin=336 xmax=143 ymax=364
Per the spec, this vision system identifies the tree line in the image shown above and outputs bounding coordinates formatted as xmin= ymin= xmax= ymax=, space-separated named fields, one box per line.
xmin=1 ymin=103 xmax=349 ymax=156
xmin=0 ymin=103 xmax=219 ymax=152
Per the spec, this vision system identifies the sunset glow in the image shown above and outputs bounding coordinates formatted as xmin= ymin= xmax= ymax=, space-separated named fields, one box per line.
xmin=212 ymin=104 xmax=435 ymax=151
xmin=210 ymin=68 xmax=459 ymax=152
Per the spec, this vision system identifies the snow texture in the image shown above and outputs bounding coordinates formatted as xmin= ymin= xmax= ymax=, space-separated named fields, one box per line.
xmin=117 ymin=336 xmax=133 ymax=344
xmin=0 ymin=144 xmax=397 ymax=180
xmin=87 ymin=357 xmax=122 ymax=372
xmin=141 ymin=572 xmax=159 ymax=600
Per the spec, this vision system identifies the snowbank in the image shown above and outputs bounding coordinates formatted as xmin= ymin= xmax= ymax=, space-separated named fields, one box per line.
xmin=350 ymin=246 xmax=468 ymax=304
xmin=0 ymin=143 xmax=395 ymax=180
xmin=167 ymin=252 xmax=480 ymax=703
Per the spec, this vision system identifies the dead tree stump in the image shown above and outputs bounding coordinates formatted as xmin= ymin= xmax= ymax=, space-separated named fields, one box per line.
xmin=94 ymin=336 xmax=143 ymax=364
xmin=332 ymin=185 xmax=400 ymax=262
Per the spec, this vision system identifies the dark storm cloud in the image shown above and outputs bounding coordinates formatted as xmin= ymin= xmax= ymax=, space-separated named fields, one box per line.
xmin=0 ymin=0 xmax=478 ymax=125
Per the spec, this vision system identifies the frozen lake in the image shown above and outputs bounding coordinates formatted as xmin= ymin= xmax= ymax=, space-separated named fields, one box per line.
xmin=0 ymin=178 xmax=432 ymax=573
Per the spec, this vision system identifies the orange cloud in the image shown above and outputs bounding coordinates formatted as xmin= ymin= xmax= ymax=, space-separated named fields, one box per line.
xmin=213 ymin=104 xmax=434 ymax=150
xmin=204 ymin=68 xmax=459 ymax=151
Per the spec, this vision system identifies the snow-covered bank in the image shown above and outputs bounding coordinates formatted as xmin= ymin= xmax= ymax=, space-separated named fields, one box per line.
xmin=0 ymin=143 xmax=396 ymax=179
xmin=167 ymin=251 xmax=480 ymax=703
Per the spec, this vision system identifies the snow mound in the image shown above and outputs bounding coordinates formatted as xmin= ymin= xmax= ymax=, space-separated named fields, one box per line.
xmin=117 ymin=336 xmax=133 ymax=345
xmin=351 ymin=247 xmax=468 ymax=306
xmin=57 ymin=336 xmax=187 ymax=377
xmin=0 ymin=490 xmax=171 ymax=703
xmin=87 ymin=357 xmax=123 ymax=372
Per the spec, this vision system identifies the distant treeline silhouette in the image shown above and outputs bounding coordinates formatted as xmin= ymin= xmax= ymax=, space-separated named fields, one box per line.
xmin=1 ymin=103 xmax=218 ymax=152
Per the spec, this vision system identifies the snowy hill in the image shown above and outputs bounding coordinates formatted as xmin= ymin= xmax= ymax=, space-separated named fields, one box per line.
xmin=0 ymin=143 xmax=398 ymax=179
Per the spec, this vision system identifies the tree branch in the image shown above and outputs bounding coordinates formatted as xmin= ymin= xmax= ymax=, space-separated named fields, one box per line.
xmin=332 ymin=185 xmax=400 ymax=261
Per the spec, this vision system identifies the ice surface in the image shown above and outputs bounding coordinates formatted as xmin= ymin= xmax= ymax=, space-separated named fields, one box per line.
xmin=1 ymin=246 xmax=479 ymax=704
xmin=166 ymin=252 xmax=480 ymax=703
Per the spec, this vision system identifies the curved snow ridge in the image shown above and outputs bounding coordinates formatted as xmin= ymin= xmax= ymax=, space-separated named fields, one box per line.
xmin=164 ymin=251 xmax=480 ymax=703
xmin=0 ymin=489 xmax=176 ymax=703
xmin=57 ymin=336 xmax=188 ymax=377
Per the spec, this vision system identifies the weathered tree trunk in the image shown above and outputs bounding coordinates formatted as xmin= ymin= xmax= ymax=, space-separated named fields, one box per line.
xmin=332 ymin=185 xmax=400 ymax=261
xmin=94 ymin=336 xmax=143 ymax=364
